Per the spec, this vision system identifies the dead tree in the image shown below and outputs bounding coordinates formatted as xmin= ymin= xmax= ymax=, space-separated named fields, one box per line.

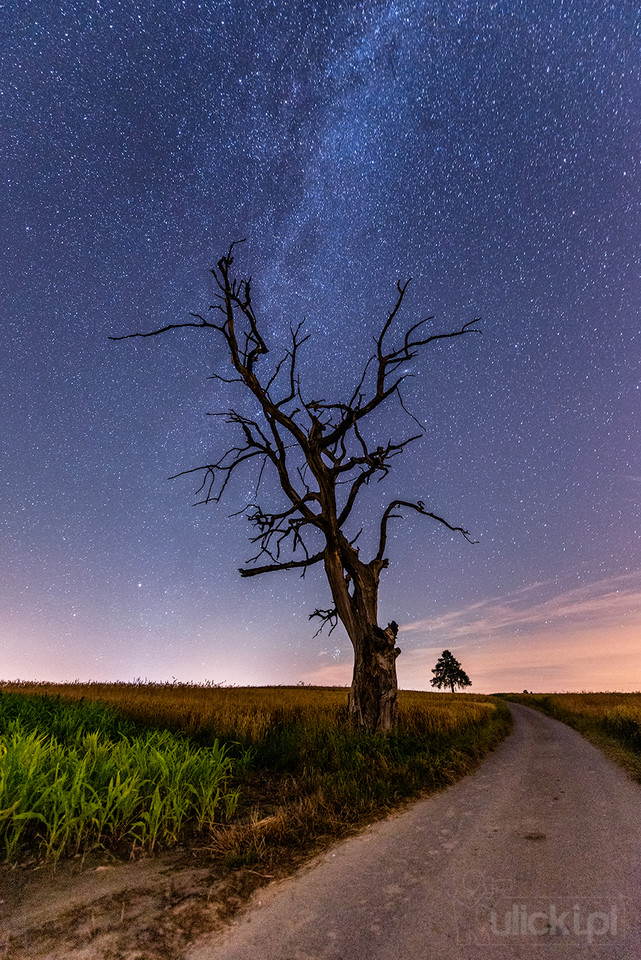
xmin=112 ymin=242 xmax=480 ymax=733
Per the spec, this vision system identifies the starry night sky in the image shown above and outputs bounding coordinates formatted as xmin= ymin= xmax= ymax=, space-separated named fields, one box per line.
xmin=2 ymin=0 xmax=639 ymax=692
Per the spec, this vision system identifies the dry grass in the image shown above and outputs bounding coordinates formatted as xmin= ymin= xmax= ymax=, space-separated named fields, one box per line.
xmin=0 ymin=680 xmax=497 ymax=745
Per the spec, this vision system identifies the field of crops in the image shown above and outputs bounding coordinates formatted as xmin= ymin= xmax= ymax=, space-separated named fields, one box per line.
xmin=0 ymin=682 xmax=511 ymax=868
xmin=0 ymin=680 xmax=498 ymax=745
xmin=0 ymin=691 xmax=247 ymax=863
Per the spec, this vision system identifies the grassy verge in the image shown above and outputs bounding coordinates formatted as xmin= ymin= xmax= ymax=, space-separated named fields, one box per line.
xmin=506 ymin=692 xmax=641 ymax=781
xmin=0 ymin=683 xmax=512 ymax=874
xmin=209 ymin=691 xmax=513 ymax=877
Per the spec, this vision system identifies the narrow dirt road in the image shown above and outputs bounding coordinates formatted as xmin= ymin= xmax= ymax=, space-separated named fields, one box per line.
xmin=186 ymin=704 xmax=641 ymax=960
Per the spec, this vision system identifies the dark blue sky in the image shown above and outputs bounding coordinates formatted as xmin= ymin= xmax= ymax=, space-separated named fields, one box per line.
xmin=2 ymin=0 xmax=639 ymax=691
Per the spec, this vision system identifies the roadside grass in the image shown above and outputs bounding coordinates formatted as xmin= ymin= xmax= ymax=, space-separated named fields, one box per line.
xmin=0 ymin=682 xmax=512 ymax=876
xmin=507 ymin=692 xmax=641 ymax=781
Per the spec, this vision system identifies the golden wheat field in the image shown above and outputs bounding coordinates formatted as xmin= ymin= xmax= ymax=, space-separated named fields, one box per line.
xmin=0 ymin=680 xmax=498 ymax=745
xmin=537 ymin=692 xmax=641 ymax=723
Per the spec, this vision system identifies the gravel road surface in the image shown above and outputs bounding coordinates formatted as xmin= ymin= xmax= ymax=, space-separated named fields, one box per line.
xmin=187 ymin=703 xmax=641 ymax=960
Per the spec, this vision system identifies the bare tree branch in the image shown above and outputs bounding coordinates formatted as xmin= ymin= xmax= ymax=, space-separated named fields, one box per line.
xmin=239 ymin=551 xmax=325 ymax=578
xmin=318 ymin=281 xmax=480 ymax=452
xmin=376 ymin=499 xmax=477 ymax=569
xmin=108 ymin=313 xmax=222 ymax=341
xmin=309 ymin=606 xmax=339 ymax=636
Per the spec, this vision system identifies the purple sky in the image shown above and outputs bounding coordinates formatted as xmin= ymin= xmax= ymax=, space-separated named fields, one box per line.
xmin=2 ymin=0 xmax=639 ymax=692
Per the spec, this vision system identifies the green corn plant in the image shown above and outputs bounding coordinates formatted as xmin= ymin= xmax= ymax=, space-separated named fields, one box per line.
xmin=0 ymin=697 xmax=245 ymax=862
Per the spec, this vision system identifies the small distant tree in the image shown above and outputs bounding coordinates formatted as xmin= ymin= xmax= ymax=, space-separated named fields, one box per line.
xmin=430 ymin=650 xmax=472 ymax=693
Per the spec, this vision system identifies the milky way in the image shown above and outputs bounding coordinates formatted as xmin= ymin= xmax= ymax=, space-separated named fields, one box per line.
xmin=2 ymin=0 xmax=639 ymax=691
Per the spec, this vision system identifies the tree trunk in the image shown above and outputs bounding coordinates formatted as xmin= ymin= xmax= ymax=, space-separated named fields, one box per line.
xmin=323 ymin=540 xmax=400 ymax=734
xmin=348 ymin=622 xmax=401 ymax=733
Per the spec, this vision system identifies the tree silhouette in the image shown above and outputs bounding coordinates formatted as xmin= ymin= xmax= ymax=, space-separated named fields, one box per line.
xmin=430 ymin=650 xmax=472 ymax=693
xmin=112 ymin=242 xmax=480 ymax=732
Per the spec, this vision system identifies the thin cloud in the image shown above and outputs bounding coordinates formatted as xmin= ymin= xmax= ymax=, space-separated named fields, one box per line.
xmin=400 ymin=570 xmax=641 ymax=641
